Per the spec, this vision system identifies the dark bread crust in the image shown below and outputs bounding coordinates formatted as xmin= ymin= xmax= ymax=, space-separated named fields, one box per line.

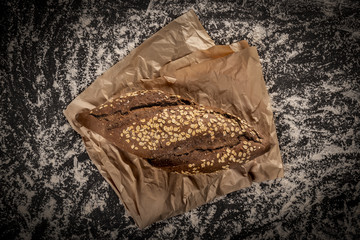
xmin=76 ymin=90 xmax=270 ymax=174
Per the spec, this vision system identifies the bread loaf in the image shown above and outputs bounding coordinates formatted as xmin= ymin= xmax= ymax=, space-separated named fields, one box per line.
xmin=76 ymin=90 xmax=270 ymax=174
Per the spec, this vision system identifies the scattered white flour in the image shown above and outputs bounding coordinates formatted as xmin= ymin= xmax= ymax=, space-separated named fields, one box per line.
xmin=286 ymin=95 xmax=310 ymax=109
xmin=67 ymin=69 xmax=79 ymax=98
xmin=83 ymin=189 xmax=108 ymax=214
xmin=283 ymin=114 xmax=301 ymax=142
xmin=352 ymin=31 xmax=360 ymax=39
xmin=342 ymin=90 xmax=360 ymax=102
xmin=318 ymin=105 xmax=343 ymax=115
xmin=251 ymin=24 xmax=267 ymax=42
xmin=43 ymin=197 xmax=57 ymax=219
xmin=190 ymin=212 xmax=200 ymax=227
xmin=286 ymin=50 xmax=299 ymax=60
xmin=80 ymin=15 xmax=92 ymax=28
xmin=321 ymin=78 xmax=345 ymax=92
xmin=119 ymin=26 xmax=128 ymax=35
xmin=312 ymin=143 xmax=357 ymax=161
xmin=276 ymin=33 xmax=289 ymax=45
xmin=50 ymin=174 xmax=60 ymax=185
xmin=145 ymin=0 xmax=154 ymax=15
xmin=162 ymin=223 xmax=176 ymax=237
xmin=73 ymin=156 xmax=89 ymax=185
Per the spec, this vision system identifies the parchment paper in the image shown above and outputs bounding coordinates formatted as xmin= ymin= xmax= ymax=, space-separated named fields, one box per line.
xmin=64 ymin=10 xmax=283 ymax=229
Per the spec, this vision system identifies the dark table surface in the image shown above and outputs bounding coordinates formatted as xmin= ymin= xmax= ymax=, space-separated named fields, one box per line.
xmin=2 ymin=0 xmax=359 ymax=239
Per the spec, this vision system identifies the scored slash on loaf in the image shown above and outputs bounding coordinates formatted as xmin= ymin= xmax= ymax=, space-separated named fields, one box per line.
xmin=76 ymin=90 xmax=270 ymax=174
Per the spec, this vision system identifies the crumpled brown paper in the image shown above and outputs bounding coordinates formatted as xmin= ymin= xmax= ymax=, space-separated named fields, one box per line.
xmin=64 ymin=10 xmax=283 ymax=229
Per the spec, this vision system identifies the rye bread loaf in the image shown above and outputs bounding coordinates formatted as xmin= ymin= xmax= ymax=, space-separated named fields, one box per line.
xmin=76 ymin=90 xmax=270 ymax=174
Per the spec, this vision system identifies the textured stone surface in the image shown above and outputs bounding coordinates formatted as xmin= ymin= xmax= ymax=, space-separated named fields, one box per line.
xmin=1 ymin=0 xmax=359 ymax=239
